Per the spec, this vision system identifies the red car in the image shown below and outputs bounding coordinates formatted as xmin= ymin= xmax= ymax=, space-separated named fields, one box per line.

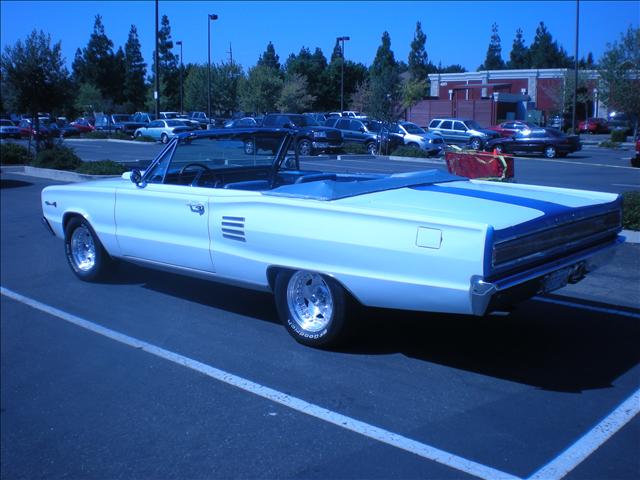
xmin=70 ymin=118 xmax=96 ymax=134
xmin=488 ymin=121 xmax=537 ymax=137
xmin=578 ymin=118 xmax=609 ymax=134
xmin=17 ymin=118 xmax=50 ymax=138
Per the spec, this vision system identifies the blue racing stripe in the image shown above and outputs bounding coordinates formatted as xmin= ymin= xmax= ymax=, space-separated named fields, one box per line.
xmin=413 ymin=184 xmax=573 ymax=216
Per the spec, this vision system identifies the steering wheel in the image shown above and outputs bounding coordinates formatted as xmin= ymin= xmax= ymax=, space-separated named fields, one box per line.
xmin=178 ymin=162 xmax=211 ymax=186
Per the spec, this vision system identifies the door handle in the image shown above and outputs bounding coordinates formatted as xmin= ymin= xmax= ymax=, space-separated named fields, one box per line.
xmin=187 ymin=202 xmax=205 ymax=215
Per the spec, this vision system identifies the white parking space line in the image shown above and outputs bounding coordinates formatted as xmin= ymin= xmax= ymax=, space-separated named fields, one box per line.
xmin=612 ymin=184 xmax=640 ymax=188
xmin=534 ymin=297 xmax=640 ymax=319
xmin=526 ymin=388 xmax=640 ymax=480
xmin=515 ymin=157 xmax=638 ymax=170
xmin=0 ymin=287 xmax=520 ymax=480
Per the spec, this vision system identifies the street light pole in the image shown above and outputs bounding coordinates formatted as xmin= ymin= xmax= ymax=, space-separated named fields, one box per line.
xmin=207 ymin=14 xmax=218 ymax=124
xmin=154 ymin=0 xmax=159 ymax=119
xmin=176 ymin=40 xmax=183 ymax=114
xmin=572 ymin=0 xmax=579 ymax=134
xmin=337 ymin=36 xmax=350 ymax=112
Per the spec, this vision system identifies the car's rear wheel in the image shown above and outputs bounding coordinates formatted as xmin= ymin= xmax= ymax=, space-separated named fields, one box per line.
xmin=160 ymin=133 xmax=169 ymax=144
xmin=135 ymin=131 xmax=142 ymax=138
xmin=469 ymin=137 xmax=482 ymax=150
xmin=544 ymin=145 xmax=557 ymax=158
xmin=366 ymin=141 xmax=377 ymax=155
xmin=274 ymin=270 xmax=350 ymax=348
xmin=64 ymin=216 xmax=112 ymax=281
xmin=297 ymin=139 xmax=313 ymax=156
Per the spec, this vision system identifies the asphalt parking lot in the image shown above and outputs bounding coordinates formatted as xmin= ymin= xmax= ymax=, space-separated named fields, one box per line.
xmin=1 ymin=143 xmax=639 ymax=479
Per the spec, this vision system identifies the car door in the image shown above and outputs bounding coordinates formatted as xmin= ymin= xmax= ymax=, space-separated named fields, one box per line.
xmin=452 ymin=121 xmax=469 ymax=144
xmin=146 ymin=120 xmax=164 ymax=139
xmin=438 ymin=120 xmax=454 ymax=142
xmin=115 ymin=144 xmax=215 ymax=272
xmin=335 ymin=118 xmax=353 ymax=142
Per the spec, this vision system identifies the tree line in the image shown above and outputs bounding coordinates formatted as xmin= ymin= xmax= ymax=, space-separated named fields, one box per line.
xmin=1 ymin=14 xmax=637 ymax=126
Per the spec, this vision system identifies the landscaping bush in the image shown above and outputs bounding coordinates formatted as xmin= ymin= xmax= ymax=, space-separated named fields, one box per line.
xmin=75 ymin=160 xmax=127 ymax=175
xmin=0 ymin=142 xmax=33 ymax=165
xmin=611 ymin=130 xmax=627 ymax=143
xmin=134 ymin=135 xmax=155 ymax=142
xmin=341 ymin=143 xmax=368 ymax=154
xmin=111 ymin=132 xmax=133 ymax=140
xmin=85 ymin=131 xmax=109 ymax=139
xmin=623 ymin=191 xmax=640 ymax=231
xmin=31 ymin=146 xmax=82 ymax=171
xmin=598 ymin=140 xmax=622 ymax=149
xmin=390 ymin=145 xmax=431 ymax=158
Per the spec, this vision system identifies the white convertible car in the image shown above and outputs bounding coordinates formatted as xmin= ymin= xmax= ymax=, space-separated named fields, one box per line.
xmin=42 ymin=129 xmax=623 ymax=347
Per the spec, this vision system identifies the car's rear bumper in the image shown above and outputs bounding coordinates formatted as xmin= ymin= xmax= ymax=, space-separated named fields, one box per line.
xmin=470 ymin=235 xmax=623 ymax=315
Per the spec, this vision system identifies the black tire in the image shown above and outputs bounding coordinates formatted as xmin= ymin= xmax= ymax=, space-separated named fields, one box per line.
xmin=160 ymin=133 xmax=169 ymax=144
xmin=135 ymin=131 xmax=142 ymax=138
xmin=244 ymin=139 xmax=255 ymax=155
xmin=297 ymin=139 xmax=313 ymax=156
xmin=544 ymin=145 xmax=557 ymax=158
xmin=366 ymin=141 xmax=377 ymax=155
xmin=64 ymin=216 xmax=112 ymax=282
xmin=274 ymin=270 xmax=350 ymax=348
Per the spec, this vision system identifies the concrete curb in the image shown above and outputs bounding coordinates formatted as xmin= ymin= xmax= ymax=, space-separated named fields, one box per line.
xmin=65 ymin=138 xmax=156 ymax=145
xmin=3 ymin=165 xmax=639 ymax=244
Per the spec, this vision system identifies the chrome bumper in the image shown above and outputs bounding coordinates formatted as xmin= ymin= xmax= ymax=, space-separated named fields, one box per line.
xmin=470 ymin=236 xmax=623 ymax=315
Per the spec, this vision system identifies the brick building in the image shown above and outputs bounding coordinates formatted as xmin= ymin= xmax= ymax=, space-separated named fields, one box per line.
xmin=406 ymin=68 xmax=605 ymax=128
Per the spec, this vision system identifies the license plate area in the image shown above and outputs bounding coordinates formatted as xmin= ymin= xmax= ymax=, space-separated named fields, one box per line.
xmin=540 ymin=267 xmax=571 ymax=293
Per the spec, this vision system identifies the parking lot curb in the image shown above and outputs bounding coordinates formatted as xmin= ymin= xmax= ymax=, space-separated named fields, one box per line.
xmin=64 ymin=138 xmax=155 ymax=145
xmin=622 ymin=230 xmax=640 ymax=244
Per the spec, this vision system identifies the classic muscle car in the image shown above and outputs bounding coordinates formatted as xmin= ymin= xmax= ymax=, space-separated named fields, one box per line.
xmin=41 ymin=128 xmax=623 ymax=347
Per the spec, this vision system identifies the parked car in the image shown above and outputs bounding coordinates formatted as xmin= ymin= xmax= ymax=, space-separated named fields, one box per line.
xmin=324 ymin=117 xmax=379 ymax=154
xmin=132 ymin=112 xmax=156 ymax=124
xmin=224 ymin=117 xmax=258 ymax=128
xmin=305 ymin=113 xmax=327 ymax=124
xmin=484 ymin=127 xmax=582 ymax=158
xmin=578 ymin=118 xmax=609 ymax=134
xmin=17 ymin=118 xmax=50 ymax=138
xmin=546 ymin=114 xmax=568 ymax=131
xmin=106 ymin=114 xmax=148 ymax=135
xmin=607 ymin=112 xmax=632 ymax=135
xmin=342 ymin=111 xmax=367 ymax=119
xmin=41 ymin=128 xmax=623 ymax=348
xmin=70 ymin=118 xmax=96 ymax=134
xmin=427 ymin=118 xmax=499 ymax=150
xmin=45 ymin=118 xmax=80 ymax=138
xmin=261 ymin=113 xmax=342 ymax=156
xmin=134 ymin=119 xmax=191 ymax=143
xmin=387 ymin=122 xmax=446 ymax=156
xmin=488 ymin=121 xmax=538 ymax=137
xmin=188 ymin=111 xmax=212 ymax=129
xmin=0 ymin=119 xmax=21 ymax=139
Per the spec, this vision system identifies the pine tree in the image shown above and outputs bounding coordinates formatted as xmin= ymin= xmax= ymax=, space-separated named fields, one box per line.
xmin=408 ymin=21 xmax=429 ymax=82
xmin=157 ymin=15 xmax=179 ymax=110
xmin=83 ymin=15 xmax=116 ymax=100
xmin=529 ymin=22 xmax=570 ymax=68
xmin=479 ymin=23 xmax=505 ymax=70
xmin=257 ymin=42 xmax=281 ymax=71
xmin=123 ymin=25 xmax=147 ymax=110
xmin=368 ymin=31 xmax=400 ymax=121
xmin=507 ymin=28 xmax=530 ymax=69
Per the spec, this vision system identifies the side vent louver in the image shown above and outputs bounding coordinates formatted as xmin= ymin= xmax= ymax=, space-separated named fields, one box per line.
xmin=222 ymin=216 xmax=246 ymax=242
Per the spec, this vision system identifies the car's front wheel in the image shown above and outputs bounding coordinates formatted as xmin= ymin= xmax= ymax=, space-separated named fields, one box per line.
xmin=366 ymin=141 xmax=377 ymax=155
xmin=160 ymin=133 xmax=169 ymax=144
xmin=469 ymin=137 xmax=482 ymax=150
xmin=297 ymin=139 xmax=313 ymax=156
xmin=544 ymin=145 xmax=557 ymax=158
xmin=64 ymin=216 xmax=112 ymax=281
xmin=274 ymin=270 xmax=350 ymax=348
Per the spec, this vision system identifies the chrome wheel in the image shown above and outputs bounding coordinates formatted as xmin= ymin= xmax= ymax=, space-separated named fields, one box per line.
xmin=470 ymin=138 xmax=482 ymax=150
xmin=366 ymin=142 xmax=377 ymax=155
xmin=286 ymin=271 xmax=334 ymax=334
xmin=70 ymin=224 xmax=96 ymax=272
xmin=297 ymin=139 xmax=312 ymax=156
xmin=544 ymin=145 xmax=557 ymax=158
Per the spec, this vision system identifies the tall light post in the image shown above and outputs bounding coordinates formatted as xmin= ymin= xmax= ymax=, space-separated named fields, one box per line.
xmin=207 ymin=13 xmax=218 ymax=123
xmin=571 ymin=0 xmax=579 ymax=134
xmin=337 ymin=36 xmax=350 ymax=112
xmin=154 ymin=0 xmax=160 ymax=119
xmin=176 ymin=40 xmax=183 ymax=114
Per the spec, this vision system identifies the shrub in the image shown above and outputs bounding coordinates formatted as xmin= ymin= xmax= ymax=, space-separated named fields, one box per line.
xmin=31 ymin=146 xmax=82 ymax=171
xmin=85 ymin=131 xmax=109 ymax=139
xmin=611 ymin=130 xmax=627 ymax=142
xmin=0 ymin=142 xmax=33 ymax=165
xmin=390 ymin=145 xmax=431 ymax=158
xmin=623 ymin=191 xmax=640 ymax=231
xmin=111 ymin=132 xmax=133 ymax=140
xmin=598 ymin=140 xmax=622 ymax=149
xmin=341 ymin=143 xmax=369 ymax=154
xmin=75 ymin=160 xmax=127 ymax=175
xmin=134 ymin=135 xmax=155 ymax=142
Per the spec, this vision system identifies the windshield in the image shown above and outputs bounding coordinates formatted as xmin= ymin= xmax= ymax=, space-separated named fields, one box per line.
xmin=463 ymin=120 xmax=483 ymax=130
xmin=401 ymin=122 xmax=426 ymax=134
xmin=363 ymin=120 xmax=383 ymax=132
xmin=295 ymin=115 xmax=320 ymax=127
xmin=166 ymin=120 xmax=184 ymax=127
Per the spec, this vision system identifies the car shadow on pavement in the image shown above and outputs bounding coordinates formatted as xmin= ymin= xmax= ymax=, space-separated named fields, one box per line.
xmin=343 ymin=300 xmax=640 ymax=393
xmin=106 ymin=262 xmax=639 ymax=393
xmin=1 ymin=179 xmax=33 ymax=189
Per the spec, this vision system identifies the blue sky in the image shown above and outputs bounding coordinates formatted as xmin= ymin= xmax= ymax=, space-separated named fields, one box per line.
xmin=1 ymin=1 xmax=638 ymax=73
